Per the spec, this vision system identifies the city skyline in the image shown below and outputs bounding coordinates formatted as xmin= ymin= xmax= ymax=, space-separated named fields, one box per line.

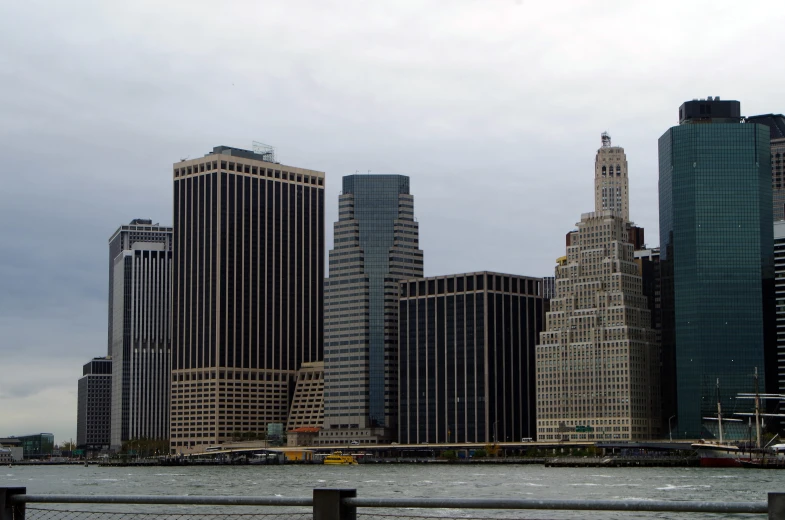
xmin=1 ymin=0 xmax=783 ymax=443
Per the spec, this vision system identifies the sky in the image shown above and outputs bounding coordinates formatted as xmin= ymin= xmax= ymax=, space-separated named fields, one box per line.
xmin=0 ymin=0 xmax=783 ymax=445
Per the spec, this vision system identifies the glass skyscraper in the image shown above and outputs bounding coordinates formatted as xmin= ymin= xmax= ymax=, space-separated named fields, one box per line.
xmin=659 ymin=98 xmax=774 ymax=439
xmin=321 ymin=175 xmax=423 ymax=445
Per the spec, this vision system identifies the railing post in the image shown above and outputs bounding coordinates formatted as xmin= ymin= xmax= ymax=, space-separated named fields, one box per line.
xmin=0 ymin=488 xmax=26 ymax=520
xmin=770 ymin=493 xmax=785 ymax=520
xmin=313 ymin=488 xmax=356 ymax=520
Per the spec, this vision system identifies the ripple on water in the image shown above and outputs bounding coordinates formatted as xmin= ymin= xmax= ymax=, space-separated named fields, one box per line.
xmin=656 ymin=484 xmax=711 ymax=491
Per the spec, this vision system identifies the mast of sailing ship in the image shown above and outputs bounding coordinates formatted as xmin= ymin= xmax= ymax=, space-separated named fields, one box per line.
xmin=716 ymin=379 xmax=724 ymax=445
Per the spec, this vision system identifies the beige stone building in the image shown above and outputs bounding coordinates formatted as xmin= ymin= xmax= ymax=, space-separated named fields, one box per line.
xmin=594 ymin=132 xmax=629 ymax=222
xmin=286 ymin=361 xmax=325 ymax=431
xmin=536 ymin=135 xmax=660 ymax=442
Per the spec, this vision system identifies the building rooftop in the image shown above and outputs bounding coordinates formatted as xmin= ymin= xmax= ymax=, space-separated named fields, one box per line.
xmin=289 ymin=427 xmax=321 ymax=433
xmin=746 ymin=114 xmax=785 ymax=139
xmin=679 ymin=97 xmax=741 ymax=124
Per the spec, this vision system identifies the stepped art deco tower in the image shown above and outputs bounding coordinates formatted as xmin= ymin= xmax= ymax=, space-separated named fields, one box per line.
xmin=535 ymin=134 xmax=660 ymax=442
xmin=171 ymin=145 xmax=324 ymax=454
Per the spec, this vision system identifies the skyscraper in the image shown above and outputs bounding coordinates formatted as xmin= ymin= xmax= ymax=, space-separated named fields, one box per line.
xmin=398 ymin=272 xmax=545 ymax=444
xmin=773 ymin=221 xmax=785 ymax=411
xmin=109 ymin=220 xmax=172 ymax=450
xmin=77 ymin=357 xmax=112 ymax=449
xmin=321 ymin=175 xmax=423 ymax=444
xmin=536 ymin=134 xmax=659 ymax=442
xmin=745 ymin=114 xmax=785 ymax=221
xmin=659 ymin=98 xmax=773 ymax=439
xmin=171 ymin=145 xmax=324 ymax=453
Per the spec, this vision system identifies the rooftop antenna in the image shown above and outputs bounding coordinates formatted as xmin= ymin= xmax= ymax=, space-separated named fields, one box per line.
xmin=601 ymin=132 xmax=611 ymax=148
xmin=251 ymin=141 xmax=276 ymax=163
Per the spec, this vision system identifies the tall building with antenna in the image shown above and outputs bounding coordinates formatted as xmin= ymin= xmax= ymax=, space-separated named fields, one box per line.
xmin=171 ymin=145 xmax=325 ymax=453
xmin=536 ymin=133 xmax=659 ymax=442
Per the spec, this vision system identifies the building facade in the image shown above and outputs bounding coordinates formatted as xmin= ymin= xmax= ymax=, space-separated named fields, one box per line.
xmin=171 ymin=145 xmax=324 ymax=453
xmin=3 ymin=434 xmax=54 ymax=460
xmin=286 ymin=361 xmax=325 ymax=431
xmin=77 ymin=357 xmax=112 ymax=449
xmin=659 ymin=98 xmax=774 ymax=438
xmin=594 ymin=132 xmax=630 ymax=221
xmin=774 ymin=221 xmax=785 ymax=411
xmin=109 ymin=220 xmax=173 ymax=450
xmin=321 ymin=175 xmax=423 ymax=445
xmin=746 ymin=114 xmax=785 ymax=221
xmin=398 ymin=272 xmax=546 ymax=444
xmin=536 ymin=134 xmax=660 ymax=442
xmin=634 ymin=248 xmax=669 ymax=428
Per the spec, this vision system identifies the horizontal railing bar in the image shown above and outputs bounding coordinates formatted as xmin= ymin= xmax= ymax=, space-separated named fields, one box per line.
xmin=7 ymin=493 xmax=769 ymax=514
xmin=9 ymin=495 xmax=312 ymax=507
xmin=344 ymin=497 xmax=768 ymax=513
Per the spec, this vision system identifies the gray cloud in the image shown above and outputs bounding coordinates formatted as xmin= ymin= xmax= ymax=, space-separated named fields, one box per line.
xmin=0 ymin=0 xmax=782 ymax=443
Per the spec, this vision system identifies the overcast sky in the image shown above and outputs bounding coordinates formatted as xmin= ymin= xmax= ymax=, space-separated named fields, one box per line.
xmin=1 ymin=0 xmax=783 ymax=445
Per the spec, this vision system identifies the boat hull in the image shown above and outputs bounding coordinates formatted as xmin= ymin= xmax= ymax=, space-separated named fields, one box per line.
xmin=692 ymin=443 xmax=747 ymax=468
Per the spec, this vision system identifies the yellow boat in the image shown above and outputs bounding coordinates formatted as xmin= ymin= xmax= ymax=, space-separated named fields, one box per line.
xmin=323 ymin=451 xmax=358 ymax=465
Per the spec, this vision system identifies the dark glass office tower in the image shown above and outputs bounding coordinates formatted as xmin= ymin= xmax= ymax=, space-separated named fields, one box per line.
xmin=172 ymin=146 xmax=324 ymax=453
xmin=77 ymin=357 xmax=112 ymax=449
xmin=746 ymin=114 xmax=785 ymax=221
xmin=109 ymin=220 xmax=172 ymax=450
xmin=659 ymin=98 xmax=774 ymax=439
xmin=321 ymin=175 xmax=423 ymax=445
xmin=398 ymin=272 xmax=545 ymax=444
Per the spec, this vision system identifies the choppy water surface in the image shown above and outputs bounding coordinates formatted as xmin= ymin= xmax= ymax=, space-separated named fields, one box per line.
xmin=2 ymin=465 xmax=783 ymax=519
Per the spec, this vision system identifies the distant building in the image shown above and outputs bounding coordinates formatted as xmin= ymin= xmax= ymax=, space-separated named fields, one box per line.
xmin=659 ymin=98 xmax=774 ymax=438
xmin=3 ymin=434 xmax=54 ymax=460
xmin=286 ymin=361 xmax=325 ymax=431
xmin=746 ymin=114 xmax=785 ymax=221
xmin=774 ymin=221 xmax=785 ymax=410
xmin=543 ymin=277 xmax=555 ymax=300
xmin=287 ymin=427 xmax=320 ymax=447
xmin=77 ymin=357 xmax=112 ymax=449
xmin=634 ymin=248 xmax=668 ymax=427
xmin=0 ymin=439 xmax=23 ymax=462
xmin=171 ymin=146 xmax=325 ymax=453
xmin=398 ymin=272 xmax=546 ymax=444
xmin=322 ymin=174 xmax=423 ymax=445
xmin=536 ymin=134 xmax=660 ymax=442
xmin=108 ymin=220 xmax=172 ymax=450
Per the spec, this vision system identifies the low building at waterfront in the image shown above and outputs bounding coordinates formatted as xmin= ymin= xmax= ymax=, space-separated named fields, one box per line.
xmin=1 ymin=433 xmax=54 ymax=459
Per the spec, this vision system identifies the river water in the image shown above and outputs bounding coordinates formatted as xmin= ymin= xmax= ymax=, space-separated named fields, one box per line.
xmin=2 ymin=464 xmax=784 ymax=519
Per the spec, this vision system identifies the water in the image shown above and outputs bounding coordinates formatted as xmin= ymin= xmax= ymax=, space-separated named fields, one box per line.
xmin=2 ymin=465 xmax=783 ymax=518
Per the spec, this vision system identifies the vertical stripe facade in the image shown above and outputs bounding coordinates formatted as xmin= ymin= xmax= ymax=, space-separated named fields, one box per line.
xmin=109 ymin=222 xmax=172 ymax=450
xmin=171 ymin=147 xmax=324 ymax=453
xmin=398 ymin=272 xmax=545 ymax=444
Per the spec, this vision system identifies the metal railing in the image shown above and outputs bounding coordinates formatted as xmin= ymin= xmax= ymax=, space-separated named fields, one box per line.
xmin=2 ymin=487 xmax=783 ymax=520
